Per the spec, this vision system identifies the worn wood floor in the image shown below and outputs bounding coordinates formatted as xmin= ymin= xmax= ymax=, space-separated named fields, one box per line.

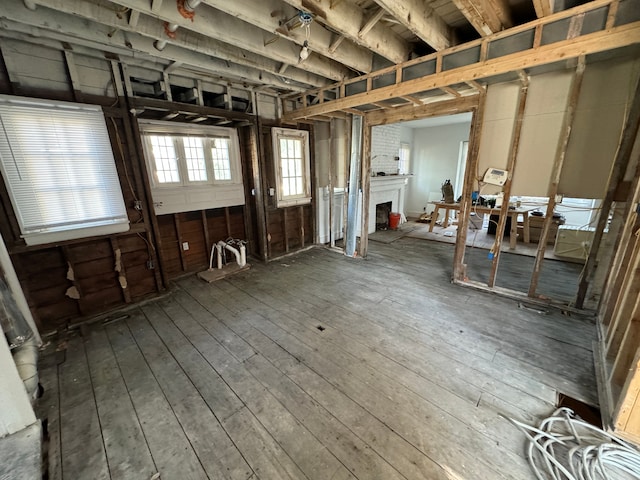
xmin=37 ymin=238 xmax=598 ymax=480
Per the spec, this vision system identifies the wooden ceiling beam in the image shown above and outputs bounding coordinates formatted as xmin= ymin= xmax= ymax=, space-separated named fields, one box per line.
xmin=358 ymin=8 xmax=385 ymax=38
xmin=439 ymin=86 xmax=461 ymax=97
xmin=202 ymin=0 xmax=373 ymax=73
xmin=451 ymin=0 xmax=513 ymax=35
xmin=15 ymin=0 xmax=328 ymax=88
xmin=283 ymin=16 xmax=640 ymax=120
xmin=279 ymin=0 xmax=410 ymax=64
xmin=366 ymin=95 xmax=479 ymax=127
xmin=532 ymin=0 xmax=554 ymax=17
xmin=372 ymin=0 xmax=452 ymax=51
xmin=1 ymin=3 xmax=308 ymax=92
xmin=45 ymin=0 xmax=351 ymax=81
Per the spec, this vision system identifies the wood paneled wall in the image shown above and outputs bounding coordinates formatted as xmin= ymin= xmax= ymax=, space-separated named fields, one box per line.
xmin=157 ymin=206 xmax=246 ymax=277
xmin=0 ymin=104 xmax=163 ymax=333
xmin=0 ymin=43 xmax=316 ymax=333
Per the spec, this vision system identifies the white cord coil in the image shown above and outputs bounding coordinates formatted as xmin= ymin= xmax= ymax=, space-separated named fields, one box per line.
xmin=509 ymin=408 xmax=640 ymax=479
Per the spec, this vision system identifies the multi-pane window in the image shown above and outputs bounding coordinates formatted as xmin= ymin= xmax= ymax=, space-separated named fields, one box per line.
xmin=0 ymin=95 xmax=129 ymax=246
xmin=150 ymin=135 xmax=180 ymax=183
xmin=211 ymin=138 xmax=232 ymax=180
xmin=140 ymin=122 xmax=240 ymax=188
xmin=272 ymin=128 xmax=311 ymax=207
xmin=139 ymin=121 xmax=244 ymax=215
xmin=280 ymin=137 xmax=304 ymax=197
xmin=182 ymin=136 xmax=207 ymax=182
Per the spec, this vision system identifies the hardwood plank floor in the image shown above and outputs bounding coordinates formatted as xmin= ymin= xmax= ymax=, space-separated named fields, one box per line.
xmin=38 ymin=238 xmax=597 ymax=480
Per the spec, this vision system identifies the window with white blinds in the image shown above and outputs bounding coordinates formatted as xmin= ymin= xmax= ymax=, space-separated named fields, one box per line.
xmin=0 ymin=95 xmax=129 ymax=246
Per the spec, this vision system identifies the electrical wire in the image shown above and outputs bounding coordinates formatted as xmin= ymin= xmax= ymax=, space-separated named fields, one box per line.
xmin=508 ymin=408 xmax=640 ymax=479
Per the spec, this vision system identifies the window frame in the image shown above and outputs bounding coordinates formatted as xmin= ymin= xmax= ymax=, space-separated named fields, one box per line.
xmin=272 ymin=127 xmax=312 ymax=208
xmin=138 ymin=120 xmax=245 ymax=215
xmin=139 ymin=120 xmax=242 ymax=189
xmin=0 ymin=95 xmax=129 ymax=246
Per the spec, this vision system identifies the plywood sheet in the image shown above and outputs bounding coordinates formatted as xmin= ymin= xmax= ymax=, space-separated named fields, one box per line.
xmin=512 ymin=70 xmax=573 ymax=196
xmin=477 ymin=82 xmax=520 ymax=194
xmin=559 ymin=56 xmax=640 ymax=198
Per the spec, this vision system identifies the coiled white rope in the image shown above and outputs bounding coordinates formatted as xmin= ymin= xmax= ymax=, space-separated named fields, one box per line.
xmin=508 ymin=408 xmax=640 ymax=479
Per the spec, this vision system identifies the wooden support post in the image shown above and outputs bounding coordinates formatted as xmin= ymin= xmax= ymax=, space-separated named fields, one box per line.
xmin=250 ymin=123 xmax=268 ymax=261
xmin=201 ymin=210 xmax=210 ymax=260
xmin=329 ymin=118 xmax=336 ymax=248
xmin=224 ymin=207 xmax=232 ymax=238
xmin=109 ymin=60 xmax=125 ymax=104
xmin=359 ymin=120 xmax=372 ymax=257
xmin=575 ymin=73 xmax=640 ymax=308
xmin=163 ymin=71 xmax=172 ymax=102
xmin=529 ymin=58 xmax=586 ymax=297
xmin=606 ymin=233 xmax=640 ymax=353
xmin=606 ymin=0 xmax=620 ymax=29
xmin=283 ymin=208 xmax=290 ymax=252
xmin=453 ymin=93 xmax=487 ymax=281
xmin=299 ymin=206 xmax=305 ymax=248
xmin=487 ymin=76 xmax=529 ymax=287
xmin=174 ymin=214 xmax=187 ymax=272
xmin=118 ymin=108 xmax=166 ymax=291
xmin=63 ymin=49 xmax=84 ymax=102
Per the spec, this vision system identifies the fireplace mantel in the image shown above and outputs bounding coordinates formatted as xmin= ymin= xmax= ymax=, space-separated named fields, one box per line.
xmin=367 ymin=175 xmax=411 ymax=234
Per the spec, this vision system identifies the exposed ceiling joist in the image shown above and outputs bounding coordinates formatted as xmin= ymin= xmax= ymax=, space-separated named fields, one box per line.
xmin=202 ymin=0 xmax=373 ymax=73
xmin=10 ymin=0 xmax=326 ymax=88
xmin=358 ymin=8 xmax=385 ymax=38
xmin=0 ymin=5 xmax=306 ymax=92
xmin=372 ymin=0 xmax=452 ymax=51
xmin=367 ymin=95 xmax=480 ymax=126
xmin=284 ymin=20 xmax=640 ymax=120
xmin=279 ymin=0 xmax=410 ymax=64
xmin=451 ymin=0 xmax=513 ymax=35
xmin=532 ymin=0 xmax=554 ymax=17
xmin=49 ymin=0 xmax=351 ymax=81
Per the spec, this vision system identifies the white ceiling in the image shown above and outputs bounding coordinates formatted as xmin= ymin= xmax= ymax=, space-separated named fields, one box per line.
xmin=400 ymin=112 xmax=473 ymax=129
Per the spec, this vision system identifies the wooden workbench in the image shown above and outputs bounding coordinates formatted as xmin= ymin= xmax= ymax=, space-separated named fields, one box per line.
xmin=429 ymin=201 xmax=532 ymax=249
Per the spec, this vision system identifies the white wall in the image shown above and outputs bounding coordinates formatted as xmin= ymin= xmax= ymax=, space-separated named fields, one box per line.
xmin=0 ymin=236 xmax=37 ymax=438
xmin=405 ymin=122 xmax=471 ymax=217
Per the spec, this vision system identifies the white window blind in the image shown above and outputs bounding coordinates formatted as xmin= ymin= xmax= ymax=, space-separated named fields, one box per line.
xmin=0 ymin=95 xmax=129 ymax=246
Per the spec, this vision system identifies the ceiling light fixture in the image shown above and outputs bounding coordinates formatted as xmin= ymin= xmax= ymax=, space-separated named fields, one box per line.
xmin=298 ymin=11 xmax=313 ymax=63
xmin=299 ymin=40 xmax=310 ymax=62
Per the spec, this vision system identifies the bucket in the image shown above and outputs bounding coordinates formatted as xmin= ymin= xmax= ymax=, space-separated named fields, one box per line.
xmin=389 ymin=212 xmax=401 ymax=230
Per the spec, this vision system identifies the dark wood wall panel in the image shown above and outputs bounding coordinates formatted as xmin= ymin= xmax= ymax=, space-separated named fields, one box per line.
xmin=157 ymin=215 xmax=181 ymax=277
xmin=12 ymin=248 xmax=78 ymax=331
xmin=0 ymin=96 xmax=164 ymax=332
xmin=158 ymin=206 xmax=248 ymax=279
xmin=177 ymin=211 xmax=208 ymax=270
xmin=228 ymin=206 xmax=246 ymax=240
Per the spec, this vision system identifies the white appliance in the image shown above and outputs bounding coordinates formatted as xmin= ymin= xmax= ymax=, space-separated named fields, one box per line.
xmin=554 ymin=226 xmax=595 ymax=260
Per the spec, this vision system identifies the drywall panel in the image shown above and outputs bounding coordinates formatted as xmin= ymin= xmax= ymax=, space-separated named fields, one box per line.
xmin=559 ymin=56 xmax=640 ymax=198
xmin=405 ymin=122 xmax=472 ymax=216
xmin=511 ymin=70 xmax=573 ymax=196
xmin=477 ymin=81 xmax=520 ymax=194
